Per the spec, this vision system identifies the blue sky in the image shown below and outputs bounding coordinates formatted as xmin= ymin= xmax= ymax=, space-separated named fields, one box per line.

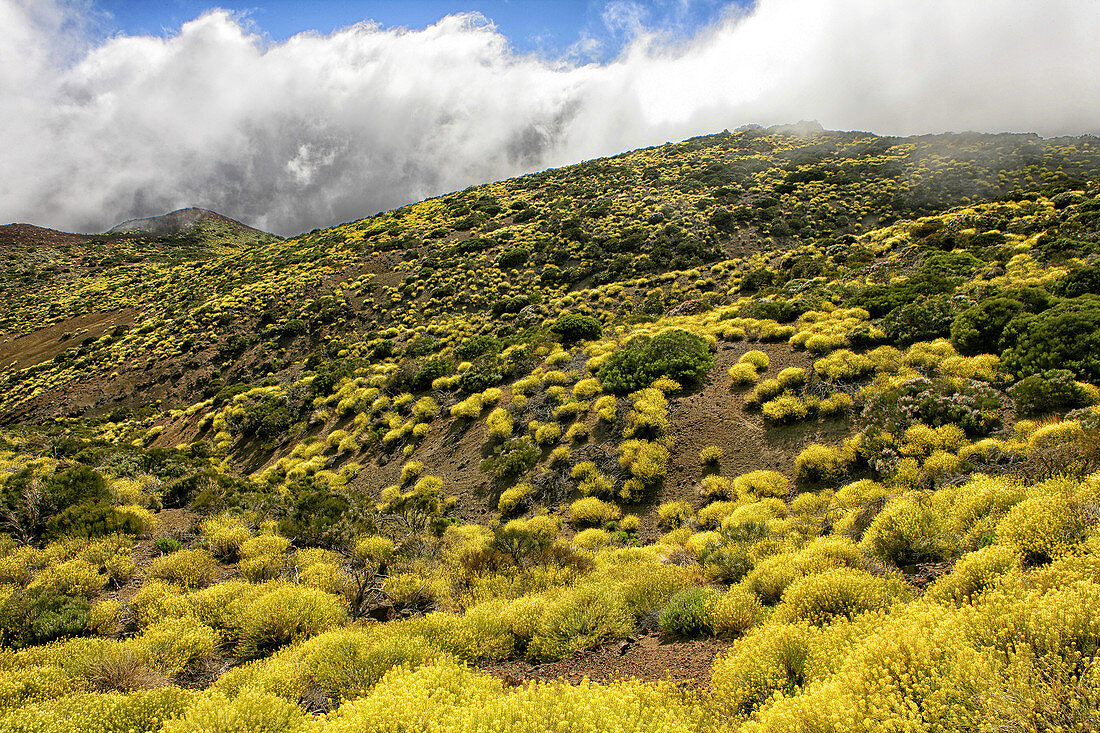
xmin=90 ymin=0 xmax=740 ymax=60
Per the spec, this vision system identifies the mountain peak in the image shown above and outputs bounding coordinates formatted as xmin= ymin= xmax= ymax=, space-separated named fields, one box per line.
xmin=106 ymin=207 xmax=262 ymax=236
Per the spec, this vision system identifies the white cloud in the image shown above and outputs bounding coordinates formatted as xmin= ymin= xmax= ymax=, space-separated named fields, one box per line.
xmin=1 ymin=0 xmax=1098 ymax=235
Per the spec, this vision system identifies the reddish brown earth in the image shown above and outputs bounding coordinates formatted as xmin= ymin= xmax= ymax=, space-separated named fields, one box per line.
xmin=480 ymin=633 xmax=730 ymax=691
xmin=0 ymin=309 xmax=137 ymax=372
xmin=0 ymin=223 xmax=103 ymax=248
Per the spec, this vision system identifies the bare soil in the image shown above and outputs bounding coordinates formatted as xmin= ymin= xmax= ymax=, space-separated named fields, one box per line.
xmin=480 ymin=633 xmax=730 ymax=691
xmin=0 ymin=309 xmax=137 ymax=372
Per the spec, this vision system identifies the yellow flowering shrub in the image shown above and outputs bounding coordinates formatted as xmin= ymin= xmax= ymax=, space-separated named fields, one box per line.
xmin=700 ymin=475 xmax=733 ymax=499
xmin=569 ymin=497 xmax=621 ymax=526
xmin=28 ymin=559 xmax=105 ymax=598
xmin=0 ymin=687 xmax=194 ymax=733
xmin=996 ymin=492 xmax=1088 ymax=562
xmin=237 ymin=535 xmax=290 ymax=583
xmin=707 ymin=586 xmax=762 ymax=637
xmin=728 ymin=362 xmax=758 ymax=386
xmin=930 ymin=544 xmax=1019 ymax=605
xmin=739 ymin=350 xmax=770 ymax=370
xmin=162 ymin=689 xmax=305 ymax=733
xmin=200 ymin=515 xmax=251 ymax=560
xmin=775 ymin=568 xmax=907 ymax=625
xmin=234 ymin=583 xmax=348 ymax=658
xmin=145 ymin=549 xmax=217 ymax=589
xmin=657 ymin=501 xmax=692 ymax=529
xmin=733 ymin=470 xmax=789 ymax=499
xmin=860 ymin=491 xmax=951 ymax=567
xmin=795 ymin=444 xmax=847 ymax=483
xmin=129 ymin=580 xmax=191 ymax=629
xmin=136 ymin=615 xmax=218 ymax=676
xmin=496 ymin=482 xmax=532 ymax=515
xmin=572 ymin=528 xmax=611 ymax=551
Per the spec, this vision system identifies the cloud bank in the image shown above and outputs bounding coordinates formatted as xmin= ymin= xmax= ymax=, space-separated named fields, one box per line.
xmin=2 ymin=0 xmax=1098 ymax=235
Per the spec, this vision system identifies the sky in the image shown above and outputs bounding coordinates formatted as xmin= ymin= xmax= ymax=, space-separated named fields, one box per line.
xmin=1 ymin=0 xmax=1099 ymax=236
xmin=89 ymin=1 xmax=738 ymax=61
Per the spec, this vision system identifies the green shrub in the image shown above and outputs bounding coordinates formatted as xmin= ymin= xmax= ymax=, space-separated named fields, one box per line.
xmin=659 ymin=587 xmax=721 ymax=637
xmin=497 ymin=246 xmax=531 ymax=269
xmin=455 ymin=334 xmax=501 ymax=360
xmin=598 ymin=329 xmax=714 ymax=394
xmin=1008 ymin=370 xmax=1094 ymax=416
xmin=950 ymin=297 xmax=1025 ymax=356
xmin=411 ymin=358 xmax=453 ymax=391
xmin=480 ymin=437 xmax=539 ymax=481
xmin=242 ymin=395 xmax=294 ymax=439
xmin=550 ymin=313 xmax=603 ymax=345
xmin=1053 ymin=261 xmax=1100 ymax=298
xmin=1002 ymin=296 xmax=1100 ymax=380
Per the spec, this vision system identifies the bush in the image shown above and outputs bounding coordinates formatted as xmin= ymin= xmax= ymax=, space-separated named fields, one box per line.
xmin=411 ymin=358 xmax=453 ymax=391
xmin=728 ymin=362 xmax=758 ymax=386
xmin=486 ymin=407 xmax=514 ymax=440
xmin=1009 ymin=370 xmax=1094 ymax=416
xmin=455 ymin=334 xmax=501 ymax=360
xmin=862 ymin=374 xmax=1002 ymax=435
xmin=1053 ymin=261 xmax=1100 ymax=298
xmin=732 ymin=470 xmax=789 ymax=498
xmin=739 ymin=350 xmax=769 ymax=369
xmin=480 ymin=437 xmax=539 ymax=481
xmin=700 ymin=445 xmax=724 ymax=465
xmin=814 ymin=349 xmax=873 ymax=381
xmin=774 ymin=568 xmax=903 ymax=625
xmin=710 ymin=623 xmax=812 ymax=717
xmin=795 ymin=444 xmax=846 ymax=483
xmin=145 ymin=549 xmax=217 ymax=589
xmin=241 ymin=395 xmax=294 ymax=439
xmin=236 ymin=584 xmax=348 ymax=658
xmin=161 ymin=689 xmax=303 ymax=733
xmin=598 ymin=329 xmax=714 ymax=394
xmin=882 ymin=295 xmax=957 ymax=346
xmin=860 ymin=492 xmax=950 ymax=566
xmin=996 ymin=493 xmax=1087 ymax=563
xmin=199 ymin=512 xmax=250 ymax=554
xmin=1002 ymin=296 xmax=1100 ymax=381
xmin=659 ymin=587 xmax=721 ymax=637
xmin=657 ymin=501 xmax=692 ymax=529
xmin=497 ymin=482 xmax=532 ymax=515
xmin=950 ymin=297 xmax=1025 ymax=356
xmin=550 ymin=313 xmax=603 ymax=345
xmin=762 ymin=394 xmax=810 ymax=424
xmin=497 ymin=246 xmax=531 ymax=269
xmin=569 ymin=497 xmax=622 ymax=526
xmin=931 ymin=545 xmax=1019 ymax=604
xmin=706 ymin=587 xmax=761 ymax=636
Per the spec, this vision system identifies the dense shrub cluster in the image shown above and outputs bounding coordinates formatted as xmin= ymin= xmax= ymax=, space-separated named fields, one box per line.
xmin=598 ymin=329 xmax=714 ymax=393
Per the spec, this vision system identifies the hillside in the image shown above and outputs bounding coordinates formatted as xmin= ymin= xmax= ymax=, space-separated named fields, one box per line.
xmin=1 ymin=125 xmax=1099 ymax=731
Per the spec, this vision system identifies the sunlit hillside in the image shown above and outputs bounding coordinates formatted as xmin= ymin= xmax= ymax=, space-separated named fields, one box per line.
xmin=1 ymin=125 xmax=1099 ymax=732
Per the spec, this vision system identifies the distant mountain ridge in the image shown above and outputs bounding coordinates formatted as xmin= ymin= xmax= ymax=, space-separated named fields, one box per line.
xmin=106 ymin=207 xmax=269 ymax=237
xmin=0 ymin=207 xmax=278 ymax=254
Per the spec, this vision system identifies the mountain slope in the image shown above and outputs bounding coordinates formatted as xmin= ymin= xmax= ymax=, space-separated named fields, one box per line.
xmin=0 ymin=126 xmax=1099 ymax=730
